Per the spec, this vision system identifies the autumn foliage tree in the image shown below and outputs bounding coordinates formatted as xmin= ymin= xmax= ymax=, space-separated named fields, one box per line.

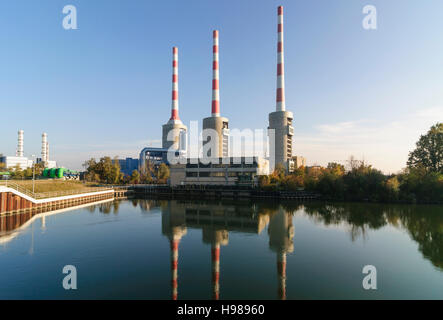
xmin=407 ymin=123 xmax=442 ymax=173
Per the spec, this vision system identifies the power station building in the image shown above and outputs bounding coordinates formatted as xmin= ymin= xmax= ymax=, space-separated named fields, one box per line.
xmin=139 ymin=5 xmax=302 ymax=184
xmin=268 ymin=6 xmax=295 ymax=172
xmin=139 ymin=47 xmax=187 ymax=174
xmin=162 ymin=47 xmax=187 ymax=157
xmin=169 ymin=157 xmax=269 ymax=187
xmin=0 ymin=130 xmax=57 ymax=170
xmin=202 ymin=30 xmax=229 ymax=158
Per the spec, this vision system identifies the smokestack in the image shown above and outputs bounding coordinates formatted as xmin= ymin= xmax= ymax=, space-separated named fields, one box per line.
xmin=211 ymin=30 xmax=220 ymax=117
xmin=170 ymin=239 xmax=180 ymax=300
xmin=17 ymin=130 xmax=24 ymax=157
xmin=276 ymin=6 xmax=286 ymax=112
xmin=46 ymin=142 xmax=50 ymax=161
xmin=212 ymin=244 xmax=220 ymax=300
xmin=277 ymin=252 xmax=287 ymax=300
xmin=42 ymin=133 xmax=48 ymax=163
xmin=170 ymin=47 xmax=180 ymax=121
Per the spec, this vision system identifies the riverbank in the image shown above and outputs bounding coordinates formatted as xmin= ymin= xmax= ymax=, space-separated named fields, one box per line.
xmin=109 ymin=184 xmax=443 ymax=205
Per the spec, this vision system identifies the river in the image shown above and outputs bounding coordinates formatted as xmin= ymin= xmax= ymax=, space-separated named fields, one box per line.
xmin=0 ymin=199 xmax=442 ymax=299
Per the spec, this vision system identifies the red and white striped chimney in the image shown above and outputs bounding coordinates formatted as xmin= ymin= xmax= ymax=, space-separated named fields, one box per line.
xmin=277 ymin=252 xmax=287 ymax=300
xmin=170 ymin=47 xmax=180 ymax=121
xmin=276 ymin=6 xmax=286 ymax=112
xmin=170 ymin=239 xmax=180 ymax=300
xmin=211 ymin=30 xmax=220 ymax=117
xmin=211 ymin=244 xmax=220 ymax=300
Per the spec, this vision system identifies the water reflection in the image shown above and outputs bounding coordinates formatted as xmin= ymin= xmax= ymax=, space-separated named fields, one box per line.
xmin=1 ymin=199 xmax=442 ymax=299
xmin=159 ymin=200 xmax=274 ymax=300
xmin=155 ymin=200 xmax=443 ymax=299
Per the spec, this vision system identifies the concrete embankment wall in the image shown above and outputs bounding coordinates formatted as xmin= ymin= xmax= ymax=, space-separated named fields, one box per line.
xmin=129 ymin=185 xmax=319 ymax=201
xmin=0 ymin=187 xmax=115 ymax=215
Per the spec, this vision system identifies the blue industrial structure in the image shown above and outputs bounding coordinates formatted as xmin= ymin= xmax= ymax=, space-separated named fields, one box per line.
xmin=118 ymin=158 xmax=140 ymax=176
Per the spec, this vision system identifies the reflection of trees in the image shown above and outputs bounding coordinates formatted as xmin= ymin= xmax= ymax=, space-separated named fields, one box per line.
xmin=113 ymin=200 xmax=120 ymax=214
xmin=301 ymin=202 xmax=443 ymax=270
xmin=399 ymin=206 xmax=443 ymax=270
xmin=98 ymin=202 xmax=112 ymax=214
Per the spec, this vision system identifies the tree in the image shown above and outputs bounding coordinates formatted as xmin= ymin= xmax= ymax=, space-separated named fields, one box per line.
xmin=327 ymin=162 xmax=345 ymax=176
xmin=10 ymin=164 xmax=24 ymax=179
xmin=407 ymin=123 xmax=443 ymax=173
xmin=156 ymin=163 xmax=170 ymax=184
xmin=130 ymin=169 xmax=140 ymax=184
xmin=82 ymin=156 xmax=122 ymax=184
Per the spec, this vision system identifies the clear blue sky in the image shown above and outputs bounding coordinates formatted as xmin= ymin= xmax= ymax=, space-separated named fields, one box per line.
xmin=1 ymin=0 xmax=442 ymax=172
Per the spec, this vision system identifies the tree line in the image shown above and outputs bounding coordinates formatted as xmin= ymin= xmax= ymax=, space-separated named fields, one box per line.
xmin=259 ymin=123 xmax=443 ymax=204
xmin=82 ymin=156 xmax=170 ymax=185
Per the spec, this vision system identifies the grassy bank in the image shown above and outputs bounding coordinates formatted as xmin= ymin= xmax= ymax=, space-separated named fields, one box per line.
xmin=6 ymin=180 xmax=99 ymax=194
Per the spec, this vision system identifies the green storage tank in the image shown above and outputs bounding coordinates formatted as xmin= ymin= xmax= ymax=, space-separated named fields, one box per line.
xmin=42 ymin=168 xmax=49 ymax=177
xmin=50 ymin=168 xmax=57 ymax=178
xmin=56 ymin=168 xmax=65 ymax=179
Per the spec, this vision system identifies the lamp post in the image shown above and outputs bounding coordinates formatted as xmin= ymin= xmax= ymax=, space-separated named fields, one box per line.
xmin=31 ymin=155 xmax=36 ymax=194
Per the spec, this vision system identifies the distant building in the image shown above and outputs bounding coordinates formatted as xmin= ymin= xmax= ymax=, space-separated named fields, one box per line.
xmin=0 ymin=156 xmax=33 ymax=170
xmin=169 ymin=157 xmax=269 ymax=187
xmin=138 ymin=147 xmax=184 ymax=174
xmin=288 ymin=156 xmax=306 ymax=172
xmin=118 ymin=158 xmax=139 ymax=176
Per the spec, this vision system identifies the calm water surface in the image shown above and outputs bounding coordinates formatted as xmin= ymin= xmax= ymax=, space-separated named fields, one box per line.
xmin=0 ymin=199 xmax=442 ymax=299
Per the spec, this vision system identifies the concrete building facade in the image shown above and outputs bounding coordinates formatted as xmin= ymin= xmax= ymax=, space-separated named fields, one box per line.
xmin=169 ymin=157 xmax=269 ymax=187
xmin=288 ymin=156 xmax=306 ymax=172
xmin=0 ymin=156 xmax=33 ymax=170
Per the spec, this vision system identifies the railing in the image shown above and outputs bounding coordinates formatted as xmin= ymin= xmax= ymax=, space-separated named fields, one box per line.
xmin=0 ymin=181 xmax=112 ymax=200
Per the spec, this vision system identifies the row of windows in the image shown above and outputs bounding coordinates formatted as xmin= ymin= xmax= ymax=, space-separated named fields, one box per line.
xmin=186 ymin=163 xmax=258 ymax=169
xmin=186 ymin=172 xmax=254 ymax=178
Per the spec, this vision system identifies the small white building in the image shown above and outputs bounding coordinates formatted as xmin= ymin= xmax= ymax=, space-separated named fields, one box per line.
xmin=0 ymin=156 xmax=33 ymax=170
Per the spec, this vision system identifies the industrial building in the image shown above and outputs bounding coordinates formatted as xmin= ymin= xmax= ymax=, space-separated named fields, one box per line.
xmin=0 ymin=156 xmax=33 ymax=170
xmin=0 ymin=130 xmax=57 ymax=171
xmin=162 ymin=47 xmax=187 ymax=157
xmin=169 ymin=157 xmax=269 ymax=187
xmin=36 ymin=132 xmax=57 ymax=168
xmin=117 ymin=157 xmax=139 ymax=176
xmin=0 ymin=130 xmax=32 ymax=170
xmin=268 ymin=6 xmax=295 ymax=172
xmin=138 ymin=47 xmax=187 ymax=175
xmin=202 ymin=30 xmax=229 ymax=158
xmin=138 ymin=5 xmax=301 ymax=186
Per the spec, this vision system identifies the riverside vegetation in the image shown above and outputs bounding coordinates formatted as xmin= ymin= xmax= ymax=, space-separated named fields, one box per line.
xmin=81 ymin=123 xmax=442 ymax=203
xmin=259 ymin=123 xmax=443 ymax=203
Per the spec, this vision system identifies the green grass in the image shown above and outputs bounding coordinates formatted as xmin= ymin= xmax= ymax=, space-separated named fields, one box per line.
xmin=11 ymin=180 xmax=99 ymax=194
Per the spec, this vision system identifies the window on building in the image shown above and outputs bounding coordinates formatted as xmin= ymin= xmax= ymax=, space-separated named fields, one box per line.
xmin=210 ymin=172 xmax=225 ymax=177
xmin=186 ymin=172 xmax=198 ymax=177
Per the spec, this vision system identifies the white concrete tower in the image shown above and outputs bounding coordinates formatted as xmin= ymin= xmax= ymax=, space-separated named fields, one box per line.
xmin=202 ymin=30 xmax=229 ymax=159
xmin=162 ymin=47 xmax=188 ymax=153
xmin=41 ymin=133 xmax=48 ymax=163
xmin=268 ymin=6 xmax=294 ymax=171
xmin=17 ymin=130 xmax=24 ymax=157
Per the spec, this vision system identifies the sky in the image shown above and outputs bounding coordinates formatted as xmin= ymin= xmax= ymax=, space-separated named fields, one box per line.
xmin=0 ymin=0 xmax=442 ymax=173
